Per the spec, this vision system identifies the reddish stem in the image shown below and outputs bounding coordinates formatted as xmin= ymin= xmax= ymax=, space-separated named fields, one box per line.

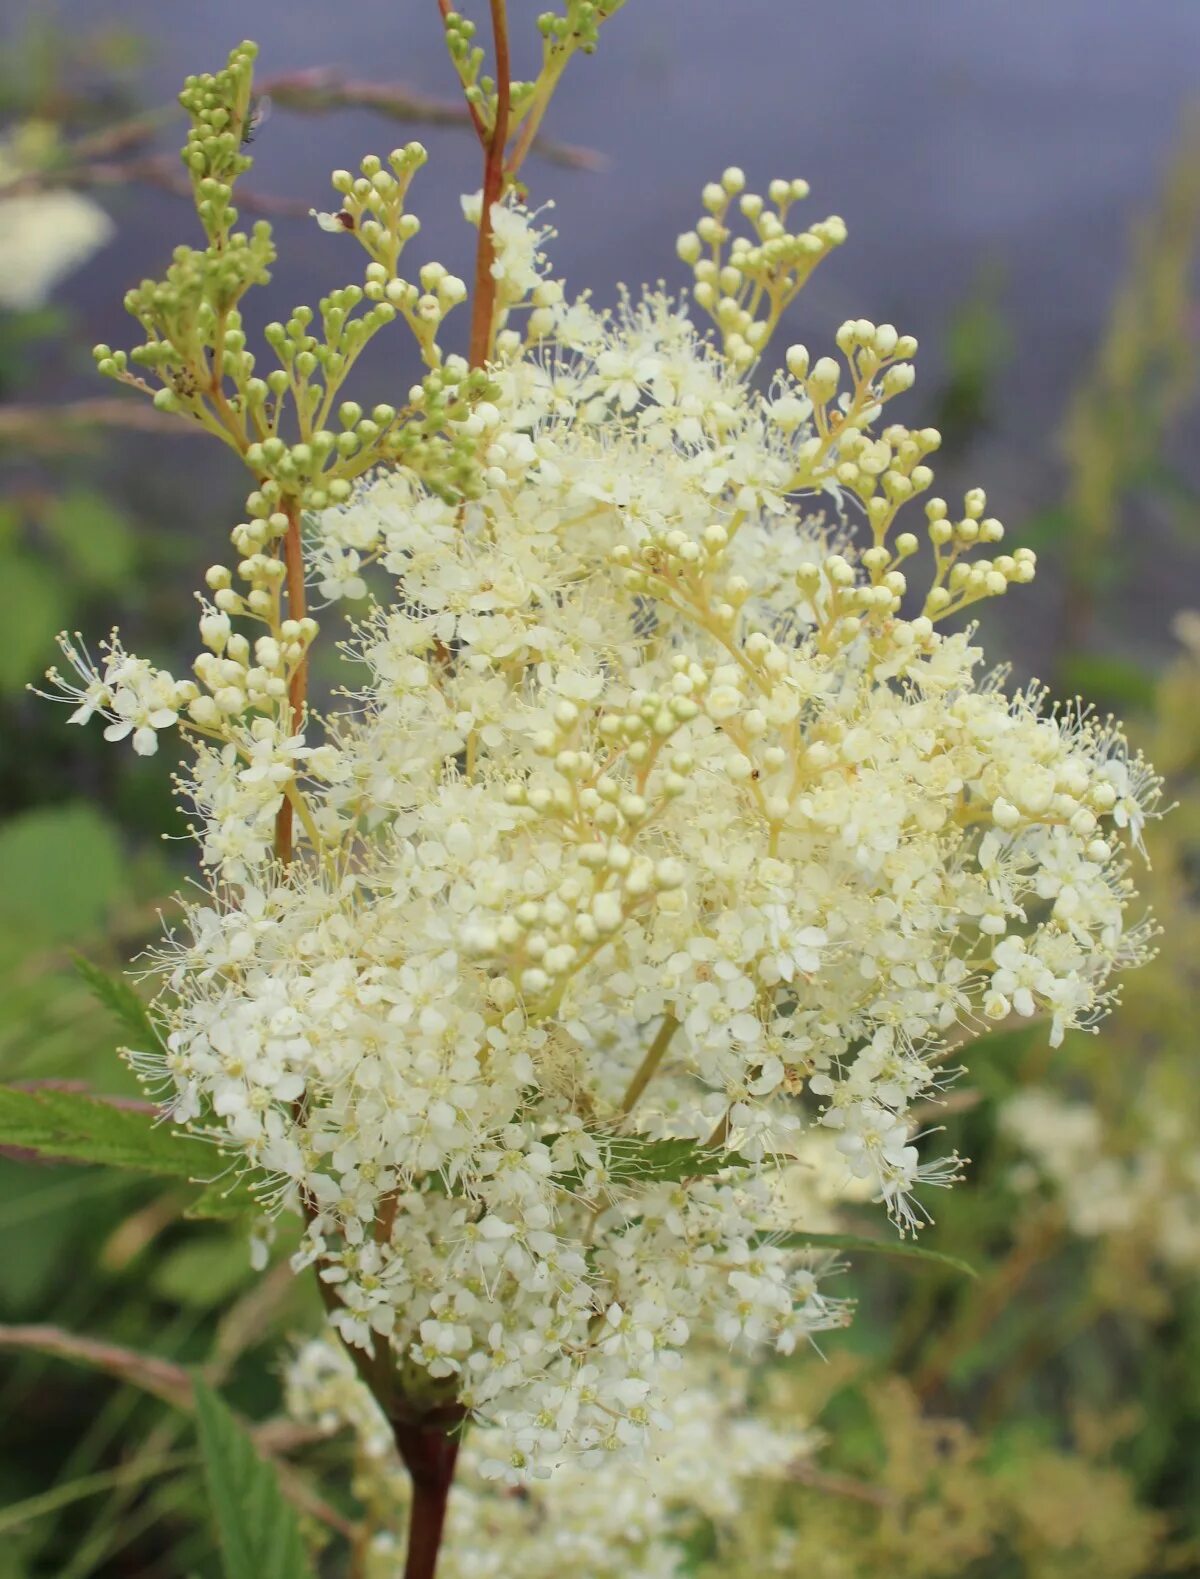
xmin=467 ymin=0 xmax=511 ymax=368
xmin=273 ymin=496 xmax=307 ymax=864
xmin=393 ymin=1414 xmax=464 ymax=1579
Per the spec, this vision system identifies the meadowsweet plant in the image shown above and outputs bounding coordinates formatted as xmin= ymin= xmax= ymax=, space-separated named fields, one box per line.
xmin=35 ymin=7 xmax=1162 ymax=1575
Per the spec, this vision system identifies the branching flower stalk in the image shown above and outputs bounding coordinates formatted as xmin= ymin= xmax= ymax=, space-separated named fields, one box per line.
xmin=37 ymin=10 xmax=1161 ymax=1579
xmin=467 ymin=1 xmax=511 ymax=370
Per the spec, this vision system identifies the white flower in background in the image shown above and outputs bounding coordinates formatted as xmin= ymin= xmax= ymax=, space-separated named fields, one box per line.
xmin=0 ymin=131 xmax=114 ymax=311
xmin=1001 ymin=1088 xmax=1200 ymax=1269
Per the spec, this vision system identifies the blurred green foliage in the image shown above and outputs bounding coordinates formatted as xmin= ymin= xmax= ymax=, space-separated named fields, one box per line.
xmin=929 ymin=262 xmax=1011 ymax=458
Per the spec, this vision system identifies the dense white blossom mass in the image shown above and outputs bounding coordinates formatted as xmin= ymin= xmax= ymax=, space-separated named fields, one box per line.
xmin=286 ymin=1332 xmax=809 ymax=1578
xmin=43 ymin=173 xmax=1160 ymax=1478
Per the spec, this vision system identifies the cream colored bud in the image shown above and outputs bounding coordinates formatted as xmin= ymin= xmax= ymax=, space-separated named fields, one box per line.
xmin=992 ymin=798 xmax=1022 ymax=830
xmin=199 ymin=612 xmax=231 ymax=652
xmin=706 ymin=684 xmax=742 ymax=721
xmin=881 ymin=363 xmax=915 ymax=396
xmin=806 ymin=357 xmax=840 ymax=402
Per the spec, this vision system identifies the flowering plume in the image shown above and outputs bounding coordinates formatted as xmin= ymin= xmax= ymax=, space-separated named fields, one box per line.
xmin=44 ymin=128 xmax=1160 ymax=1480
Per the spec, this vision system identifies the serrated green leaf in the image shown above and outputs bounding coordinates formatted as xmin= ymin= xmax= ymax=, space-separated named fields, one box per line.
xmin=194 ymin=1381 xmax=317 ymax=1579
xmin=72 ymin=955 xmax=167 ymax=1057
xmin=0 ymin=1085 xmax=195 ymax=1176
xmin=753 ymin=1229 xmax=978 ymax=1279
xmin=0 ymin=1083 xmax=273 ymax=1220
xmin=606 ymin=1135 xmax=745 ymax=1181
xmin=556 ymin=1134 xmax=750 ymax=1192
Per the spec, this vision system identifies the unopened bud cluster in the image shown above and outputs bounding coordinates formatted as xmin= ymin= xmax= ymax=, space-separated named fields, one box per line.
xmin=677 ymin=168 xmax=846 ymax=366
xmin=94 ymin=44 xmax=495 ymax=524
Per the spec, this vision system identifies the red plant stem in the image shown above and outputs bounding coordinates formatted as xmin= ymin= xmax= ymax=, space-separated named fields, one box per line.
xmin=273 ymin=496 xmax=307 ymax=864
xmin=393 ymin=1416 xmax=464 ymax=1579
xmin=467 ymin=0 xmax=511 ymax=368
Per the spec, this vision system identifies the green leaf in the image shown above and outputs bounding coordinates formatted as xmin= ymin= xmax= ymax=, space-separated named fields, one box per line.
xmin=194 ymin=1381 xmax=317 ymax=1579
xmin=754 ymin=1229 xmax=979 ymax=1279
xmin=555 ymin=1134 xmax=750 ymax=1192
xmin=0 ymin=1084 xmax=194 ymax=1175
xmin=72 ymin=955 xmax=167 ymax=1056
xmin=0 ymin=1083 xmax=274 ymax=1219
xmin=606 ymin=1135 xmax=745 ymax=1181
xmin=183 ymin=1173 xmax=265 ymax=1221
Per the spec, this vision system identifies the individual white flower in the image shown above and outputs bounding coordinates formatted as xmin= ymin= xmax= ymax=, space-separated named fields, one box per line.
xmin=37 ymin=631 xmax=195 ymax=756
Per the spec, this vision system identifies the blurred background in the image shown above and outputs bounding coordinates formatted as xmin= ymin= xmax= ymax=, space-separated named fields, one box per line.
xmin=0 ymin=3 xmax=1197 ymax=1575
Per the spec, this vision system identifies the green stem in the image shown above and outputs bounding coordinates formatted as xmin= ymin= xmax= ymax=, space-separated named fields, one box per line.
xmin=619 ymin=1014 xmax=679 ymax=1116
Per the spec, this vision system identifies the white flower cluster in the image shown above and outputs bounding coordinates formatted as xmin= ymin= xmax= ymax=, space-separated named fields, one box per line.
xmin=46 ymin=179 xmax=1160 ymax=1478
xmin=286 ymin=1334 xmax=810 ymax=1579
xmin=39 ymin=630 xmax=199 ymax=756
xmin=1002 ymin=1088 xmax=1200 ymax=1270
